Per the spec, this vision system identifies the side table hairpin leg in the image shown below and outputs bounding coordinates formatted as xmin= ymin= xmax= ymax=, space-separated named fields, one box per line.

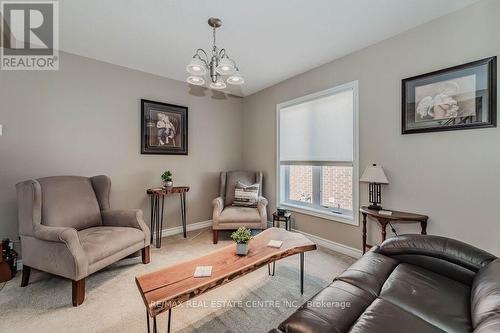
xmin=150 ymin=195 xmax=155 ymax=246
xmin=150 ymin=194 xmax=166 ymax=249
xmin=158 ymin=196 xmax=165 ymax=248
xmin=180 ymin=192 xmax=187 ymax=238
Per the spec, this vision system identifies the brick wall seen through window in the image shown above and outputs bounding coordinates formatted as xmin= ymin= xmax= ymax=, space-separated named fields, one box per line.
xmin=288 ymin=165 xmax=352 ymax=210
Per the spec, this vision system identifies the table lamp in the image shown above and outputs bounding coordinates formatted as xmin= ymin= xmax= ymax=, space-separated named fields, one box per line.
xmin=360 ymin=164 xmax=389 ymax=210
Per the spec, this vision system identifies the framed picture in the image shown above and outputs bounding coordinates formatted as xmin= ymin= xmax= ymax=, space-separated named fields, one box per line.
xmin=402 ymin=57 xmax=496 ymax=134
xmin=141 ymin=99 xmax=188 ymax=155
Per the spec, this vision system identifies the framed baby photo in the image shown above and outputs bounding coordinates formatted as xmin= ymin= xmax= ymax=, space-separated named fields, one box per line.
xmin=141 ymin=99 xmax=188 ymax=155
xmin=402 ymin=56 xmax=496 ymax=134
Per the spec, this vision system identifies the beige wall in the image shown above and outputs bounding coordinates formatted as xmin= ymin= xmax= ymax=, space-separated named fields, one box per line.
xmin=242 ymin=0 xmax=500 ymax=255
xmin=0 ymin=52 xmax=243 ymax=249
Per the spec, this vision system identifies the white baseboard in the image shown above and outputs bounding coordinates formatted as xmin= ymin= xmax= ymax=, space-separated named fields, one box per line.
xmin=160 ymin=219 xmax=213 ymax=237
xmin=291 ymin=228 xmax=362 ymax=259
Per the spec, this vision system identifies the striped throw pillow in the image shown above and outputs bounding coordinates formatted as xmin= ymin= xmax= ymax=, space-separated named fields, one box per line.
xmin=233 ymin=182 xmax=260 ymax=207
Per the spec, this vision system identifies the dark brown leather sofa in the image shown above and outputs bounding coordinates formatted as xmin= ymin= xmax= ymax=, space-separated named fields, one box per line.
xmin=269 ymin=234 xmax=500 ymax=333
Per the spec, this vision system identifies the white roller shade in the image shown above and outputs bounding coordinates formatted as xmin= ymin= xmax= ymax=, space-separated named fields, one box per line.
xmin=279 ymin=89 xmax=353 ymax=164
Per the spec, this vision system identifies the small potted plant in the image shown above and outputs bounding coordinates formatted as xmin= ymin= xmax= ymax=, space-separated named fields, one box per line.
xmin=231 ymin=227 xmax=253 ymax=256
xmin=161 ymin=170 xmax=173 ymax=188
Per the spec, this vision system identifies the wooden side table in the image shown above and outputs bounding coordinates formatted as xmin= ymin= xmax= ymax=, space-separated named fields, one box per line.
xmin=360 ymin=206 xmax=428 ymax=254
xmin=146 ymin=186 xmax=189 ymax=248
xmin=272 ymin=212 xmax=291 ymax=231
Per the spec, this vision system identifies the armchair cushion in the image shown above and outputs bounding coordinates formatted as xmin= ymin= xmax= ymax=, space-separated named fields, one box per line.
xmin=217 ymin=206 xmax=262 ymax=223
xmin=38 ymin=176 xmax=102 ymax=230
xmin=79 ymin=227 xmax=145 ymax=265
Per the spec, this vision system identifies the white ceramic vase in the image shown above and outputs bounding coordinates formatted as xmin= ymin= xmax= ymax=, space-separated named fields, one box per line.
xmin=236 ymin=243 xmax=249 ymax=256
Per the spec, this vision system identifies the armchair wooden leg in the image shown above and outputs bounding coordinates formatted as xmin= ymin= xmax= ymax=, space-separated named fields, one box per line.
xmin=142 ymin=246 xmax=150 ymax=264
xmin=21 ymin=265 xmax=31 ymax=287
xmin=72 ymin=278 xmax=85 ymax=307
xmin=213 ymin=230 xmax=218 ymax=244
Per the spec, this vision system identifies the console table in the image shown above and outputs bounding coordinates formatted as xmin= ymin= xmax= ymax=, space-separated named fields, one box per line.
xmin=146 ymin=186 xmax=189 ymax=248
xmin=360 ymin=206 xmax=428 ymax=254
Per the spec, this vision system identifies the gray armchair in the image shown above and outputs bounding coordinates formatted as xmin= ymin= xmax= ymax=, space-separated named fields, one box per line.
xmin=16 ymin=175 xmax=150 ymax=306
xmin=212 ymin=171 xmax=268 ymax=244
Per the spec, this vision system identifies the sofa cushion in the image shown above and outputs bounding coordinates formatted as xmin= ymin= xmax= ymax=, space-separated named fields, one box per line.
xmin=349 ymin=298 xmax=446 ymax=333
xmin=335 ymin=252 xmax=398 ymax=296
xmin=278 ymin=280 xmax=375 ymax=333
xmin=38 ymin=176 xmax=102 ymax=230
xmin=380 ymin=263 xmax=472 ymax=333
xmin=471 ymin=259 xmax=500 ymax=328
xmin=224 ymin=171 xmax=256 ymax=206
xmin=79 ymin=226 xmax=145 ymax=264
xmin=217 ymin=206 xmax=261 ymax=223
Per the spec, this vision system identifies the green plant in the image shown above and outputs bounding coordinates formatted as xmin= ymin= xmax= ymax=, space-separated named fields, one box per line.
xmin=161 ymin=170 xmax=173 ymax=182
xmin=231 ymin=227 xmax=253 ymax=244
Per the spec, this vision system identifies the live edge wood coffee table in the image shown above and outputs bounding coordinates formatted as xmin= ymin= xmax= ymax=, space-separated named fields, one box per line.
xmin=135 ymin=228 xmax=317 ymax=333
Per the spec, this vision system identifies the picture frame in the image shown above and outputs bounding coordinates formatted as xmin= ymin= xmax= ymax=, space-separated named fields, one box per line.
xmin=402 ymin=57 xmax=496 ymax=134
xmin=141 ymin=99 xmax=188 ymax=155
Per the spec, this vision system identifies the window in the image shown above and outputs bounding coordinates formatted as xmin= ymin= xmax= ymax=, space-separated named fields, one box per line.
xmin=277 ymin=82 xmax=358 ymax=224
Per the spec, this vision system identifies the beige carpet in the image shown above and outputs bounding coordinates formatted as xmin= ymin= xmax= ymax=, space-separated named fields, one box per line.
xmin=0 ymin=228 xmax=355 ymax=333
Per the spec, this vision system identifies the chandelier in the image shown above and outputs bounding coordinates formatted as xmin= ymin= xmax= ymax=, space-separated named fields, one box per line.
xmin=186 ymin=17 xmax=244 ymax=90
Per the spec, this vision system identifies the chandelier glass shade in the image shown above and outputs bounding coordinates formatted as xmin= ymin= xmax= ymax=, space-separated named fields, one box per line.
xmin=186 ymin=58 xmax=207 ymax=76
xmin=227 ymin=73 xmax=244 ymax=85
xmin=209 ymin=76 xmax=227 ymax=90
xmin=186 ymin=17 xmax=243 ymax=90
xmin=186 ymin=75 xmax=205 ymax=86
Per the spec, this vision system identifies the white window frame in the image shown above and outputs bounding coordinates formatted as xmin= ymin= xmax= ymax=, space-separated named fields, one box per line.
xmin=276 ymin=81 xmax=359 ymax=226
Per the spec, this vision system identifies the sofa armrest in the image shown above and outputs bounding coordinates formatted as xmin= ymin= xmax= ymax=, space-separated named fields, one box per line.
xmin=212 ymin=197 xmax=224 ymax=218
xmin=101 ymin=209 xmax=150 ymax=245
xmin=34 ymin=224 xmax=78 ymax=243
xmin=32 ymin=224 xmax=89 ymax=279
xmin=376 ymin=234 xmax=496 ymax=273
xmin=257 ymin=197 xmax=268 ymax=228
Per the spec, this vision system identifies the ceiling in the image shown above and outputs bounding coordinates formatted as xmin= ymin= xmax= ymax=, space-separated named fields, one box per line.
xmin=60 ymin=0 xmax=480 ymax=97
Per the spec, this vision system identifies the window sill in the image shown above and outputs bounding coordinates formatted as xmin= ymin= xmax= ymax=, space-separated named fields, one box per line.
xmin=280 ymin=203 xmax=358 ymax=226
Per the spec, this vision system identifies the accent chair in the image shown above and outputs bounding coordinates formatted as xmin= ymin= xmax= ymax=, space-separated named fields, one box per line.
xmin=16 ymin=175 xmax=150 ymax=306
xmin=212 ymin=171 xmax=268 ymax=244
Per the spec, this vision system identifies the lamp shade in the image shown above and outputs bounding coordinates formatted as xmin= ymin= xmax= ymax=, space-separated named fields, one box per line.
xmin=360 ymin=164 xmax=389 ymax=184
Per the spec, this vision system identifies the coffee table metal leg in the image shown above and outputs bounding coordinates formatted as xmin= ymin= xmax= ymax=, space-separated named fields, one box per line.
xmin=146 ymin=310 xmax=150 ymax=333
xmin=167 ymin=309 xmax=172 ymax=333
xmin=153 ymin=315 xmax=157 ymax=333
xmin=300 ymin=252 xmax=304 ymax=295
xmin=267 ymin=261 xmax=276 ymax=276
